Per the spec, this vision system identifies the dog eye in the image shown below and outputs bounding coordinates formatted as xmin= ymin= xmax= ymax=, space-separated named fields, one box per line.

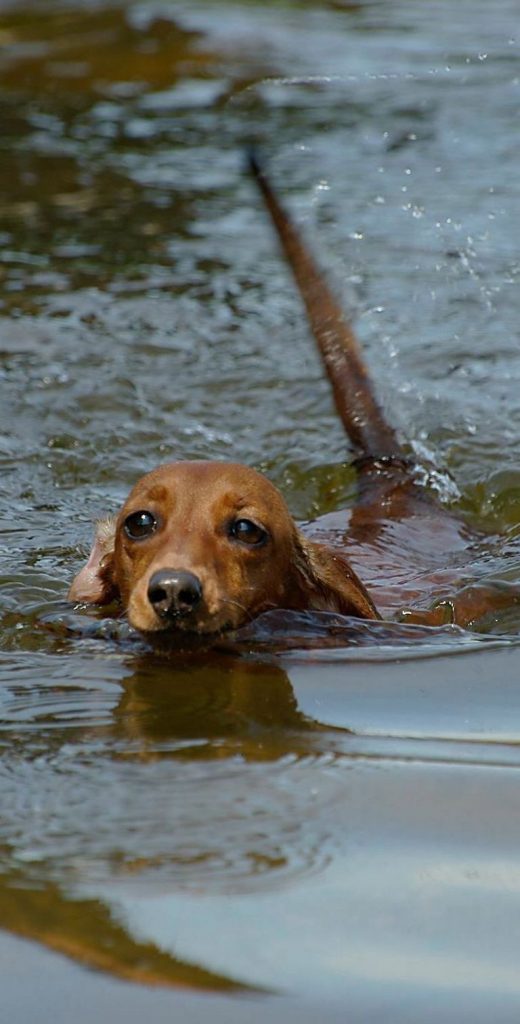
xmin=228 ymin=518 xmax=268 ymax=546
xmin=124 ymin=510 xmax=158 ymax=540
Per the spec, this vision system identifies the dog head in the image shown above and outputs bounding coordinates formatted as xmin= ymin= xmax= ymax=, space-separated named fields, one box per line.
xmin=69 ymin=460 xmax=377 ymax=641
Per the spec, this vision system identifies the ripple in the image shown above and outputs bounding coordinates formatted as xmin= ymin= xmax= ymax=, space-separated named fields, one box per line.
xmin=0 ymin=752 xmax=346 ymax=895
xmin=0 ymin=651 xmax=124 ymax=728
xmin=35 ymin=606 xmax=517 ymax=661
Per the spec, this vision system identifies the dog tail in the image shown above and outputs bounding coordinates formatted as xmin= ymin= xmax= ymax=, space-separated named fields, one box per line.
xmin=249 ymin=151 xmax=407 ymax=469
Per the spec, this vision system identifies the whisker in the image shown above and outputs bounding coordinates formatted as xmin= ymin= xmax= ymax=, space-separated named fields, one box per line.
xmin=219 ymin=597 xmax=255 ymax=624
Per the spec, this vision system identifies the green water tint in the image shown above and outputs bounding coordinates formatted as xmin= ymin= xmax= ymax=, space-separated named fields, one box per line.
xmin=1 ymin=0 xmax=520 ymax=1019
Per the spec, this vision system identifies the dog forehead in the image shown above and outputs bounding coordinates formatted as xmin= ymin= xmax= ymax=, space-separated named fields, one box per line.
xmin=123 ymin=460 xmax=286 ymax=513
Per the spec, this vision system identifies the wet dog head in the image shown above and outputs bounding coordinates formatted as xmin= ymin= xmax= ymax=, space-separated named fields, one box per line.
xmin=69 ymin=460 xmax=377 ymax=642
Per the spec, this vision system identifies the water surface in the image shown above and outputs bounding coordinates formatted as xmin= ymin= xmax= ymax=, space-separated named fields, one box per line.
xmin=1 ymin=0 xmax=520 ymax=1020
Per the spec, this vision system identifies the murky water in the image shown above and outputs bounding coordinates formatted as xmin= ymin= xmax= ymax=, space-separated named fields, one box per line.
xmin=1 ymin=0 xmax=520 ymax=1020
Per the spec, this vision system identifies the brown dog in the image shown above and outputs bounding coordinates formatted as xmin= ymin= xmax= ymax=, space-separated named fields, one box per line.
xmin=69 ymin=156 xmax=514 ymax=643
xmin=69 ymin=459 xmax=377 ymax=637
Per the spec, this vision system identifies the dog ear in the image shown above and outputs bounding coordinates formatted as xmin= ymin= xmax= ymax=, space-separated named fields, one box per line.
xmin=68 ymin=517 xmax=118 ymax=605
xmin=294 ymin=536 xmax=379 ymax=619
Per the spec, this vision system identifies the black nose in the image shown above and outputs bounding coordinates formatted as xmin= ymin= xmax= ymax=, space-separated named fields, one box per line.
xmin=147 ymin=569 xmax=203 ymax=620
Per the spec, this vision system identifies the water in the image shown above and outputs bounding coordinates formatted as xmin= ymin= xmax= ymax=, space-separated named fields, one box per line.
xmin=1 ymin=0 xmax=520 ymax=1019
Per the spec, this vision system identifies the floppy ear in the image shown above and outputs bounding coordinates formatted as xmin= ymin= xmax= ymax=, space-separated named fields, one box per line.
xmin=68 ymin=517 xmax=119 ymax=605
xmin=294 ymin=537 xmax=379 ymax=620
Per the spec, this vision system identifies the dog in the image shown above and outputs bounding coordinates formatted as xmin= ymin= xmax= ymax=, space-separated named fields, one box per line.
xmin=69 ymin=154 xmax=516 ymax=645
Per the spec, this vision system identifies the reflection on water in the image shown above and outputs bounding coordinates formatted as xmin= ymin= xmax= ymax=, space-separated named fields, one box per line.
xmin=1 ymin=0 xmax=520 ymax=1018
xmin=3 ymin=644 xmax=520 ymax=1010
xmin=0 ymin=867 xmax=254 ymax=991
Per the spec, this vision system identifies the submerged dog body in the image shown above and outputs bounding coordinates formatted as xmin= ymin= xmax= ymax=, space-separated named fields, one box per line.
xmin=70 ymin=157 xmax=514 ymax=643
